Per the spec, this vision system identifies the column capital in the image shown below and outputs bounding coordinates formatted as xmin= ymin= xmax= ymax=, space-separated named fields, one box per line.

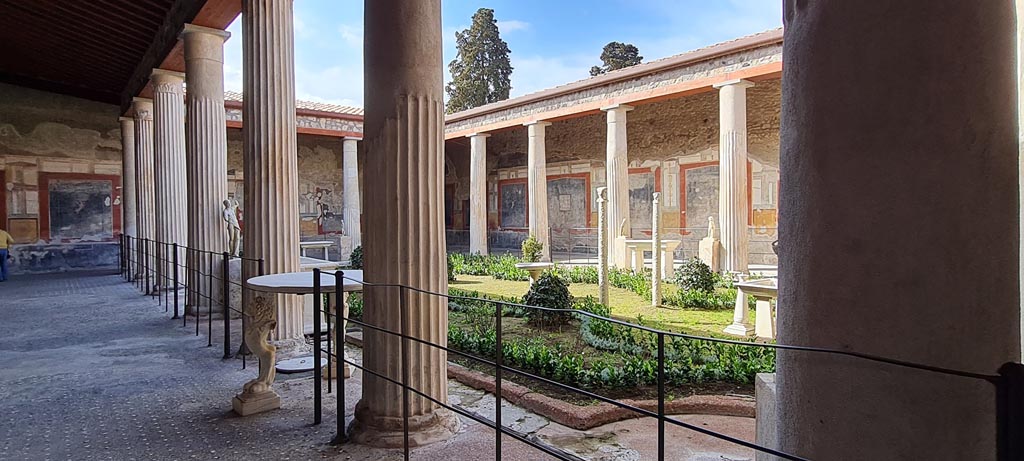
xmin=466 ymin=132 xmax=491 ymax=139
xmin=343 ymin=137 xmax=362 ymax=142
xmin=601 ymin=103 xmax=634 ymax=112
xmin=151 ymin=69 xmax=185 ymax=91
xmin=118 ymin=116 xmax=134 ymax=123
xmin=713 ymin=78 xmax=755 ymax=90
xmin=131 ymin=98 xmax=153 ymax=118
xmin=523 ymin=120 xmax=552 ymax=128
xmin=181 ymin=23 xmax=231 ymax=41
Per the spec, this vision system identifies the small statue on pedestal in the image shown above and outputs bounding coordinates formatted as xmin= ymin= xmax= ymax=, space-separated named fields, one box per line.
xmin=223 ymin=199 xmax=241 ymax=257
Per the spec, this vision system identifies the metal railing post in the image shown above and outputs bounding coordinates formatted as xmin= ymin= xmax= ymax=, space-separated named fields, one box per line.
xmin=400 ymin=285 xmax=410 ymax=460
xmin=657 ymin=332 xmax=666 ymax=460
xmin=495 ymin=299 xmax=504 ymax=460
xmin=313 ymin=268 xmax=322 ymax=425
xmin=172 ymin=243 xmax=180 ymax=319
xmin=143 ymin=238 xmax=150 ymax=296
xmin=223 ymin=252 xmax=231 ymax=359
xmin=126 ymin=237 xmax=132 ymax=282
xmin=334 ymin=269 xmax=347 ymax=445
xmin=204 ymin=251 xmax=211 ymax=338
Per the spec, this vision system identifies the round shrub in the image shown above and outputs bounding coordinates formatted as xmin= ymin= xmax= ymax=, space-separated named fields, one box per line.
xmin=349 ymin=245 xmax=364 ymax=269
xmin=674 ymin=257 xmax=716 ymax=293
xmin=521 ymin=271 xmax=572 ymax=328
xmin=521 ymin=234 xmax=543 ymax=263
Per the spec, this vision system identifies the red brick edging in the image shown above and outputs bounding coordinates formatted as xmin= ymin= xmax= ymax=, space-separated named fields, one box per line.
xmin=345 ymin=334 xmax=754 ymax=430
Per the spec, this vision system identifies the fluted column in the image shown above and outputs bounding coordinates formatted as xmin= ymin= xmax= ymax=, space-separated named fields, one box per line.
xmin=342 ymin=137 xmax=361 ymax=248
xmin=241 ymin=0 xmax=302 ymax=343
xmin=778 ymin=1 xmax=1019 ymax=459
xmin=119 ymin=117 xmax=137 ymax=238
xmin=152 ymin=70 xmax=188 ymax=290
xmin=351 ymin=0 xmax=458 ymax=447
xmin=715 ymin=79 xmax=753 ymax=274
xmin=132 ymin=98 xmax=156 ymax=280
xmin=525 ymin=121 xmax=552 ymax=261
xmin=603 ymin=104 xmax=632 ymax=254
xmin=467 ymin=133 xmax=489 ymax=255
xmin=183 ymin=24 xmax=231 ymax=310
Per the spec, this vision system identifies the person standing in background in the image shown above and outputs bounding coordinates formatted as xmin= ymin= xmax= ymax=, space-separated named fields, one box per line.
xmin=0 ymin=227 xmax=13 ymax=282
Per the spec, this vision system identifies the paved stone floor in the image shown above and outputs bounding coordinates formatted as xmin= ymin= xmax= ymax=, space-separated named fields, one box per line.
xmin=0 ymin=271 xmax=755 ymax=460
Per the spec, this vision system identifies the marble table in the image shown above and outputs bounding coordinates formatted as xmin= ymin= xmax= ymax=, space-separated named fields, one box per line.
xmin=299 ymin=240 xmax=334 ymax=259
xmin=246 ymin=270 xmax=363 ymax=379
xmin=623 ymin=239 xmax=681 ymax=277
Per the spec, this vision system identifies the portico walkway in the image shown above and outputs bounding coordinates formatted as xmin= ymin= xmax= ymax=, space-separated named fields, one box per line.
xmin=0 ymin=271 xmax=756 ymax=460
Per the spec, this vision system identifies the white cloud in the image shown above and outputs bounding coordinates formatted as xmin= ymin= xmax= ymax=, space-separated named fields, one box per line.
xmin=338 ymin=24 xmax=362 ymax=49
xmin=509 ymin=54 xmax=592 ymax=97
xmin=497 ymin=20 xmax=530 ymax=33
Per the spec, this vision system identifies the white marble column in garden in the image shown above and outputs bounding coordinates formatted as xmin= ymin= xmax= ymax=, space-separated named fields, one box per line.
xmin=342 ymin=137 xmax=361 ymax=249
xmin=467 ymin=133 xmax=489 ymax=255
xmin=714 ymin=79 xmax=753 ymax=274
xmin=525 ymin=121 xmax=551 ymax=261
xmin=350 ymin=0 xmax=459 ymax=446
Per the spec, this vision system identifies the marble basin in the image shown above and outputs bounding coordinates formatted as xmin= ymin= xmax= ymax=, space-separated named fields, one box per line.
xmin=735 ymin=277 xmax=778 ymax=298
xmin=515 ymin=262 xmax=553 ymax=284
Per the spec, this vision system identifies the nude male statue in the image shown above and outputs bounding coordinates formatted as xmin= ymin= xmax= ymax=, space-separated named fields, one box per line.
xmin=223 ymin=199 xmax=241 ymax=256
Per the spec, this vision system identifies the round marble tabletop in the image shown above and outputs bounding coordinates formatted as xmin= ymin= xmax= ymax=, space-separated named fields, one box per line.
xmin=245 ymin=269 xmax=364 ymax=294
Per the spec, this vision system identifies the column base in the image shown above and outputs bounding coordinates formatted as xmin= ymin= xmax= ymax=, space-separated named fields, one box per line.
xmin=322 ymin=357 xmax=353 ymax=380
xmin=232 ymin=389 xmax=281 ymax=416
xmin=349 ymin=404 xmax=460 ymax=448
xmin=724 ymin=322 xmax=755 ymax=336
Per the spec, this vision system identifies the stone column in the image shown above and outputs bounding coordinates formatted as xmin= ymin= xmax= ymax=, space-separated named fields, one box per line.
xmin=1017 ymin=0 xmax=1024 ymax=359
xmin=342 ymin=137 xmax=362 ymax=249
xmin=596 ymin=187 xmax=609 ymax=306
xmin=651 ymin=192 xmax=661 ymax=306
xmin=467 ymin=133 xmax=490 ymax=255
xmin=132 ymin=98 xmax=156 ymax=280
xmin=603 ymin=104 xmax=632 ymax=266
xmin=151 ymin=69 xmax=188 ymax=290
xmin=233 ymin=0 xmax=303 ymax=417
xmin=714 ymin=79 xmax=753 ymax=275
xmin=778 ymin=2 xmax=1019 ymax=459
xmin=119 ymin=117 xmax=137 ymax=238
xmin=183 ymin=24 xmax=231 ymax=310
xmin=351 ymin=0 xmax=459 ymax=446
xmin=525 ymin=121 xmax=551 ymax=261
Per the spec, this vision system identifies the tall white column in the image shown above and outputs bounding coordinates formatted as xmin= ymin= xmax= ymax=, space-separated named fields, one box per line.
xmin=778 ymin=1 xmax=1019 ymax=459
xmin=467 ymin=133 xmax=490 ymax=255
xmin=714 ymin=79 xmax=753 ymax=274
xmin=132 ymin=98 xmax=156 ymax=280
xmin=651 ymin=192 xmax=662 ymax=306
xmin=525 ymin=121 xmax=551 ymax=261
xmin=342 ymin=137 xmax=361 ymax=249
xmin=352 ymin=0 xmax=459 ymax=446
xmin=183 ymin=24 xmax=231 ymax=310
xmin=151 ymin=70 xmax=188 ymax=289
xmin=603 ymin=104 xmax=633 ymax=251
xmin=597 ymin=187 xmax=609 ymax=306
xmin=119 ymin=117 xmax=137 ymax=238
xmin=233 ymin=0 xmax=302 ymax=417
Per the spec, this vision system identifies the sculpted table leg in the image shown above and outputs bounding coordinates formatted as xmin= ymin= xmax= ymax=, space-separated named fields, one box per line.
xmin=232 ymin=294 xmax=281 ymax=415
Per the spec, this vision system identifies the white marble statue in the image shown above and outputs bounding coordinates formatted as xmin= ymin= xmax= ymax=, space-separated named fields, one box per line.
xmin=223 ymin=199 xmax=241 ymax=256
xmin=707 ymin=216 xmax=718 ymax=240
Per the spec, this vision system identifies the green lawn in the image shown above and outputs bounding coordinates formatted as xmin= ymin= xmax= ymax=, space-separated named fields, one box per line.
xmin=450 ymin=274 xmax=752 ymax=338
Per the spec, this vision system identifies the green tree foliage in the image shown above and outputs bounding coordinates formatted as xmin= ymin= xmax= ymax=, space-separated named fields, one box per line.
xmin=589 ymin=42 xmax=643 ymax=76
xmin=445 ymin=8 xmax=513 ymax=114
xmin=522 ymin=272 xmax=573 ymax=328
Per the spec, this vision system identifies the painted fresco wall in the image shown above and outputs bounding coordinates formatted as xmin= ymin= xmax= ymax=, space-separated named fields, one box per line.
xmin=443 ymin=79 xmax=782 ymax=265
xmin=227 ymin=130 xmax=356 ymax=261
xmin=0 ymin=83 xmax=123 ymax=274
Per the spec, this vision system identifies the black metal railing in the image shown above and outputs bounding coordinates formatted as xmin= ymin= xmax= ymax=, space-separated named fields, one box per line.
xmin=119 ymin=234 xmax=263 ymax=367
xmin=310 ymin=268 xmax=1024 ymax=461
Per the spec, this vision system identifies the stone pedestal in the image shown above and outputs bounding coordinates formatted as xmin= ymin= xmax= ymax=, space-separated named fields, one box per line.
xmin=698 ymin=237 xmax=720 ymax=272
xmin=342 ymin=138 xmax=361 ymax=248
xmin=525 ymin=121 xmax=551 ymax=262
xmin=152 ymin=69 xmax=188 ymax=287
xmin=754 ymin=373 xmax=778 ymax=461
xmin=232 ymin=389 xmax=281 ymax=416
xmin=182 ymin=24 xmax=230 ymax=310
xmin=467 ymin=133 xmax=489 ymax=255
xmin=603 ymin=104 xmax=633 ymax=249
xmin=778 ymin=2 xmax=1019 ymax=458
xmin=723 ymin=284 xmax=753 ymax=337
xmin=714 ymin=79 xmax=753 ymax=274
xmin=351 ymin=0 xmax=459 ymax=447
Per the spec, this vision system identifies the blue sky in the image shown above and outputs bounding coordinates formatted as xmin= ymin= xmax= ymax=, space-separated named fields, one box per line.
xmin=223 ymin=0 xmax=782 ymax=108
